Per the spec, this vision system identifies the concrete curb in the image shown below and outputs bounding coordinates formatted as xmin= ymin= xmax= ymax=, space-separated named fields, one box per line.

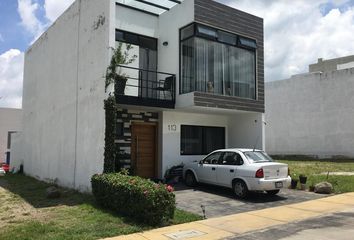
xmin=104 ymin=193 xmax=354 ymax=240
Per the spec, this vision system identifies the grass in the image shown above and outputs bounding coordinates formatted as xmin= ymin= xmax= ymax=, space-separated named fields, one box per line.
xmin=278 ymin=159 xmax=354 ymax=194
xmin=0 ymin=174 xmax=202 ymax=240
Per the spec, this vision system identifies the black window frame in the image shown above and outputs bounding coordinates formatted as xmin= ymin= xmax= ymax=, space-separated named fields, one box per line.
xmin=115 ymin=29 xmax=157 ymax=51
xmin=180 ymin=125 xmax=225 ymax=155
xmin=179 ymin=22 xmax=258 ymax=98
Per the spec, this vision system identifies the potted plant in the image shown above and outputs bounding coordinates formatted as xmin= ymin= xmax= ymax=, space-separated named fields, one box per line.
xmin=299 ymin=174 xmax=307 ymax=184
xmin=105 ymin=43 xmax=137 ymax=95
xmin=290 ymin=173 xmax=298 ymax=189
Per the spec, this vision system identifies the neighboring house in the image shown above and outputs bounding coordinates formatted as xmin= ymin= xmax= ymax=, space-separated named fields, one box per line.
xmin=16 ymin=0 xmax=264 ymax=191
xmin=0 ymin=108 xmax=22 ymax=165
xmin=266 ymin=55 xmax=354 ymax=158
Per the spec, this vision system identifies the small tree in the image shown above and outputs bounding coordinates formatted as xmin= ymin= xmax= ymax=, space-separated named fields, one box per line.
xmin=105 ymin=43 xmax=137 ymax=92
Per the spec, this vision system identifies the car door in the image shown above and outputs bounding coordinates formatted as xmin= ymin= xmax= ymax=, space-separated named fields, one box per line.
xmin=196 ymin=152 xmax=222 ymax=185
xmin=216 ymin=152 xmax=244 ymax=187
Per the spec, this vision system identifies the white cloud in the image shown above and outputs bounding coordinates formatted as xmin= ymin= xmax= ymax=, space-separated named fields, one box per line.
xmin=221 ymin=0 xmax=354 ymax=81
xmin=3 ymin=0 xmax=74 ymax=108
xmin=0 ymin=49 xmax=24 ymax=108
xmin=17 ymin=0 xmax=44 ymax=39
xmin=44 ymin=0 xmax=75 ymax=22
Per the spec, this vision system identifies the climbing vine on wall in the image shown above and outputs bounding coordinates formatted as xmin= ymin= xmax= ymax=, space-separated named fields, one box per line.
xmin=103 ymin=96 xmax=117 ymax=173
xmin=103 ymin=43 xmax=136 ymax=173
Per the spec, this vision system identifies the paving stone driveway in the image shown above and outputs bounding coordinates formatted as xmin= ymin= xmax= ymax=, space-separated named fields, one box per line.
xmin=174 ymin=184 xmax=326 ymax=218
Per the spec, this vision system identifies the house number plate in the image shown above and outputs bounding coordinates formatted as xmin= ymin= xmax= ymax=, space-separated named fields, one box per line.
xmin=164 ymin=230 xmax=206 ymax=239
xmin=168 ymin=124 xmax=177 ymax=132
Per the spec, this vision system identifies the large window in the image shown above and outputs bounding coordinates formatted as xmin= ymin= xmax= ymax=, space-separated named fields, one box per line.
xmin=115 ymin=30 xmax=157 ymax=98
xmin=181 ymin=125 xmax=225 ymax=155
xmin=180 ymin=23 xmax=257 ymax=99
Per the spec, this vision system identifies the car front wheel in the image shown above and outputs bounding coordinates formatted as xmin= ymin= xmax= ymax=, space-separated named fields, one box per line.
xmin=185 ymin=171 xmax=197 ymax=187
xmin=266 ymin=190 xmax=280 ymax=195
xmin=233 ymin=180 xmax=249 ymax=199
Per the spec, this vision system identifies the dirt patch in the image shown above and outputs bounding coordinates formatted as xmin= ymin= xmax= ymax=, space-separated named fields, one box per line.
xmin=0 ymin=181 xmax=52 ymax=227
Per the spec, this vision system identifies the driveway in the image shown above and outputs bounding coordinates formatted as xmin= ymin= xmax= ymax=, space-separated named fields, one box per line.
xmin=174 ymin=183 xmax=326 ymax=218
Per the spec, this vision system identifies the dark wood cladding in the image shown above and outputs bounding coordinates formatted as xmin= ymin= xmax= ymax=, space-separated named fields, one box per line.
xmin=194 ymin=0 xmax=264 ymax=113
xmin=194 ymin=92 xmax=264 ymax=113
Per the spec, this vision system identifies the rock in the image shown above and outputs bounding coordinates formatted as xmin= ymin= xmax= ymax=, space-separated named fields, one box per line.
xmin=314 ymin=182 xmax=333 ymax=194
xmin=46 ymin=186 xmax=61 ymax=199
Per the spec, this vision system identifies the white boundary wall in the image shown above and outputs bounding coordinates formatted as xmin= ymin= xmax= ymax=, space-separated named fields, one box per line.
xmin=266 ymin=68 xmax=354 ymax=158
xmin=21 ymin=0 xmax=113 ymax=191
xmin=0 ymin=108 xmax=22 ymax=163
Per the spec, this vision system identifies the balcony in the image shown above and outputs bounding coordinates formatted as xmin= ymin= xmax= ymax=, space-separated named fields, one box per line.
xmin=114 ymin=65 xmax=176 ymax=108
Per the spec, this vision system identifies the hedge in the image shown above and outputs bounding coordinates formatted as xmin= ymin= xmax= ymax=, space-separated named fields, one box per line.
xmin=91 ymin=173 xmax=176 ymax=225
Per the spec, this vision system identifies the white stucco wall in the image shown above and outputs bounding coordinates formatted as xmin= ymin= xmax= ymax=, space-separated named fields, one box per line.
xmin=228 ymin=112 xmax=265 ymax=151
xmin=0 ymin=108 xmax=22 ymax=163
xmin=21 ymin=0 xmax=111 ymax=191
xmin=161 ymin=110 xmax=263 ymax=175
xmin=158 ymin=0 xmax=194 ymax=94
xmin=115 ymin=4 xmax=158 ymax=38
xmin=9 ymin=132 xmax=23 ymax=171
xmin=265 ymin=68 xmax=354 ymax=158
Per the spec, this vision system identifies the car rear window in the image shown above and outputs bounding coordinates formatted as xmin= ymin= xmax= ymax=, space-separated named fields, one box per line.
xmin=244 ymin=151 xmax=273 ymax=163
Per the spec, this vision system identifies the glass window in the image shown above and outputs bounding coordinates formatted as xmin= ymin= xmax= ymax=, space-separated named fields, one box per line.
xmin=239 ymin=37 xmax=257 ymax=49
xmin=181 ymin=37 xmax=256 ymax=99
xmin=181 ymin=125 xmax=203 ymax=155
xmin=180 ymin=23 xmax=257 ymax=99
xmin=140 ymin=36 xmax=157 ymax=50
xmin=115 ymin=30 xmax=158 ymax=98
xmin=181 ymin=24 xmax=195 ymax=40
xmin=221 ymin=152 xmax=244 ymax=165
xmin=125 ymin=32 xmax=139 ymax=45
xmin=218 ymin=30 xmax=237 ymax=45
xmin=203 ymin=152 xmax=223 ymax=164
xmin=181 ymin=125 xmax=225 ymax=155
xmin=204 ymin=127 xmax=225 ymax=153
xmin=116 ymin=30 xmax=124 ymax=41
xmin=244 ymin=151 xmax=273 ymax=163
xmin=196 ymin=25 xmax=217 ymax=39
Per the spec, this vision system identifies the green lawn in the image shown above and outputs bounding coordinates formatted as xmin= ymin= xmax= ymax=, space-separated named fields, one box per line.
xmin=278 ymin=160 xmax=354 ymax=194
xmin=0 ymin=174 xmax=202 ymax=240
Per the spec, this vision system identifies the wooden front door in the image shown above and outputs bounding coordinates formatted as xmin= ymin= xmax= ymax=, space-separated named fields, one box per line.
xmin=131 ymin=123 xmax=157 ymax=178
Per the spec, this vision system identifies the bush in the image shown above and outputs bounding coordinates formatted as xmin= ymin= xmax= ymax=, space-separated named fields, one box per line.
xmin=91 ymin=173 xmax=175 ymax=225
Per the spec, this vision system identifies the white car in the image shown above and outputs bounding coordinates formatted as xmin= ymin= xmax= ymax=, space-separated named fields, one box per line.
xmin=183 ymin=149 xmax=291 ymax=198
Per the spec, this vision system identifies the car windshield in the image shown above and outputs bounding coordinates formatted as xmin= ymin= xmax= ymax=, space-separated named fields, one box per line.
xmin=244 ymin=151 xmax=273 ymax=163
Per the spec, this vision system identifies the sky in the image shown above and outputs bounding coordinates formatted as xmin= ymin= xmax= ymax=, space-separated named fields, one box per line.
xmin=1 ymin=0 xmax=354 ymax=109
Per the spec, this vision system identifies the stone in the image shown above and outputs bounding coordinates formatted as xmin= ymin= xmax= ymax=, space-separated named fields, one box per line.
xmin=314 ymin=182 xmax=333 ymax=194
xmin=46 ymin=186 xmax=61 ymax=199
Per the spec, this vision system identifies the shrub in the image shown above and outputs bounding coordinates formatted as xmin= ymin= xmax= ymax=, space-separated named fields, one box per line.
xmin=91 ymin=173 xmax=175 ymax=225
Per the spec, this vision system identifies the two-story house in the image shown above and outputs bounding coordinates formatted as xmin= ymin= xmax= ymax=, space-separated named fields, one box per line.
xmin=17 ymin=0 xmax=264 ymax=191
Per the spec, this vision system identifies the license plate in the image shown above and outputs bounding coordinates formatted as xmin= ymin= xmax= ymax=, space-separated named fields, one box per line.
xmin=275 ymin=182 xmax=283 ymax=188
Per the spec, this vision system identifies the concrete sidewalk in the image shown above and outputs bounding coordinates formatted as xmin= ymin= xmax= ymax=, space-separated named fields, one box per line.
xmin=104 ymin=193 xmax=354 ymax=240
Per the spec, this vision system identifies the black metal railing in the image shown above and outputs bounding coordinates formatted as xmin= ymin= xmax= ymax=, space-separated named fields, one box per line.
xmin=114 ymin=65 xmax=176 ymax=108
